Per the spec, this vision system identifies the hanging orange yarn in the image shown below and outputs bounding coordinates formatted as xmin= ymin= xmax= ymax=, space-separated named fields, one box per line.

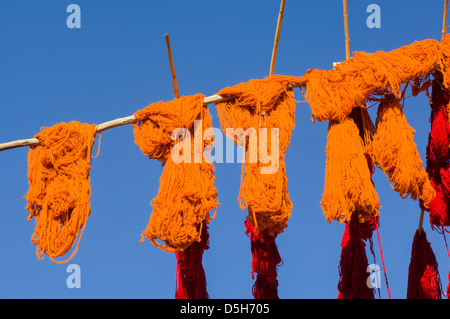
xmin=336 ymin=107 xmax=379 ymax=299
xmin=321 ymin=115 xmax=380 ymax=224
xmin=296 ymin=38 xmax=449 ymax=123
xmin=215 ymin=75 xmax=296 ymax=299
xmin=142 ymin=155 xmax=219 ymax=252
xmin=370 ymin=94 xmax=435 ymax=207
xmin=215 ymin=74 xmax=296 ymax=236
xmin=133 ymin=94 xmax=219 ymax=252
xmin=24 ymin=121 xmax=98 ymax=264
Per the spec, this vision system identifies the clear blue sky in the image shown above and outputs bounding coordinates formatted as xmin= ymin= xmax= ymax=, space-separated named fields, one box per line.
xmin=0 ymin=0 xmax=449 ymax=299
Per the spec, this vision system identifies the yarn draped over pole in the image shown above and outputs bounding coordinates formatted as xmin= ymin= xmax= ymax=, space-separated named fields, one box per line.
xmin=215 ymin=75 xmax=296 ymax=235
xmin=24 ymin=121 xmax=98 ymax=264
xmin=296 ymin=37 xmax=450 ymax=123
xmin=407 ymin=229 xmax=443 ymax=299
xmin=10 ymin=34 xmax=450 ymax=299
xmin=133 ymin=94 xmax=219 ymax=299
xmin=215 ymin=75 xmax=296 ymax=298
xmin=134 ymin=93 xmax=219 ymax=252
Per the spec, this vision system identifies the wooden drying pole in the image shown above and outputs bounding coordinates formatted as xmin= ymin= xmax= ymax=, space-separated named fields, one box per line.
xmin=165 ymin=33 xmax=180 ymax=98
xmin=418 ymin=209 xmax=425 ymax=235
xmin=269 ymin=0 xmax=286 ymax=76
xmin=0 ymin=81 xmax=306 ymax=152
xmin=0 ymin=2 xmax=307 ymax=152
xmin=343 ymin=0 xmax=350 ymax=60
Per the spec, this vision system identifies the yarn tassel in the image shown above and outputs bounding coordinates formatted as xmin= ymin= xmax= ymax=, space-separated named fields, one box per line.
xmin=407 ymin=229 xmax=443 ymax=299
xmin=175 ymin=221 xmax=210 ymax=299
xmin=244 ymin=218 xmax=282 ymax=299
xmin=337 ymin=217 xmax=377 ymax=299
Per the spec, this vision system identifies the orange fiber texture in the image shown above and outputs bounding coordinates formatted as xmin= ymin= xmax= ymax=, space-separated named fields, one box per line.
xmin=297 ymin=38 xmax=450 ymax=123
xmin=321 ymin=116 xmax=380 ymax=224
xmin=133 ymin=94 xmax=219 ymax=252
xmin=370 ymin=95 xmax=435 ymax=207
xmin=24 ymin=121 xmax=97 ymax=263
xmin=215 ymin=75 xmax=296 ymax=236
xmin=133 ymin=94 xmax=205 ymax=164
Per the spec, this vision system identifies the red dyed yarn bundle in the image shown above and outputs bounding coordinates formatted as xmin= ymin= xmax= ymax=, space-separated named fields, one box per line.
xmin=244 ymin=218 xmax=282 ymax=299
xmin=335 ymin=107 xmax=380 ymax=299
xmin=175 ymin=221 xmax=210 ymax=299
xmin=337 ymin=217 xmax=377 ymax=299
xmin=422 ymin=75 xmax=450 ymax=299
xmin=407 ymin=229 xmax=443 ymax=299
xmin=425 ymin=76 xmax=450 ymax=227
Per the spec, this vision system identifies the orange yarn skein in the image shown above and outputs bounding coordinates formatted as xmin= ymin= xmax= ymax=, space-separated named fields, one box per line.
xmin=24 ymin=121 xmax=98 ymax=263
xmin=321 ymin=116 xmax=381 ymax=224
xmin=134 ymin=94 xmax=219 ymax=252
xmin=370 ymin=95 xmax=435 ymax=207
xmin=215 ymin=75 xmax=296 ymax=236
xmin=297 ymin=38 xmax=448 ymax=123
xmin=133 ymin=94 xmax=205 ymax=164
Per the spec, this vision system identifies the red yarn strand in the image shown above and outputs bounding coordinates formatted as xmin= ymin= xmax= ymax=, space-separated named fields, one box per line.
xmin=337 ymin=217 xmax=377 ymax=299
xmin=375 ymin=222 xmax=391 ymax=299
xmin=244 ymin=218 xmax=282 ymax=299
xmin=175 ymin=221 xmax=210 ymax=299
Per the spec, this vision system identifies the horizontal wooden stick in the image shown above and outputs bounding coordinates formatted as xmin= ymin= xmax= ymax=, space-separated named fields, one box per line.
xmin=0 ymin=138 xmax=40 ymax=151
xmin=0 ymin=82 xmax=306 ymax=152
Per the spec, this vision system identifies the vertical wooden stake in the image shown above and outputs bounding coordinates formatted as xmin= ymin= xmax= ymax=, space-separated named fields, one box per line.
xmin=269 ymin=0 xmax=287 ymax=76
xmin=443 ymin=0 xmax=449 ymax=39
xmin=165 ymin=33 xmax=180 ymax=98
xmin=343 ymin=0 xmax=350 ymax=60
xmin=418 ymin=209 xmax=425 ymax=235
